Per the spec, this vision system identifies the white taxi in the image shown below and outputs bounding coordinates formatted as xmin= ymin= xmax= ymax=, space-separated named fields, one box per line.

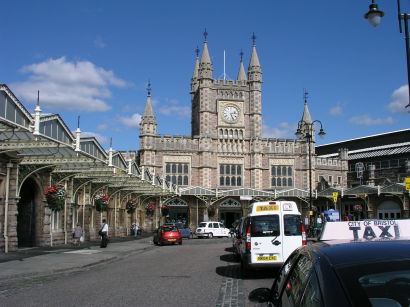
xmin=195 ymin=222 xmax=230 ymax=238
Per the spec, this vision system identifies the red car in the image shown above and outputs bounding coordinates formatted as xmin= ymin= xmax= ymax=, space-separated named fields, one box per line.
xmin=153 ymin=225 xmax=182 ymax=245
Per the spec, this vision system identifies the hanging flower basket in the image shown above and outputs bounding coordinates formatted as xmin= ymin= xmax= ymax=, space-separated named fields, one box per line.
xmin=208 ymin=205 xmax=216 ymax=217
xmin=161 ymin=204 xmax=169 ymax=216
xmin=95 ymin=193 xmax=110 ymax=212
xmin=353 ymin=204 xmax=363 ymax=212
xmin=126 ymin=199 xmax=137 ymax=214
xmin=45 ymin=183 xmax=66 ymax=212
xmin=146 ymin=202 xmax=156 ymax=216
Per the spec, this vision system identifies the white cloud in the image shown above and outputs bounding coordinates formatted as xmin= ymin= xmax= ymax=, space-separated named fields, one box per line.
xmin=158 ymin=105 xmax=191 ymax=117
xmin=387 ymin=85 xmax=409 ymax=113
xmin=94 ymin=36 xmax=106 ymax=48
xmin=80 ymin=131 xmax=108 ymax=144
xmin=329 ymin=105 xmax=343 ymax=116
xmin=11 ymin=57 xmax=128 ymax=112
xmin=349 ymin=114 xmax=395 ymax=126
xmin=262 ymin=122 xmax=297 ymax=138
xmin=118 ymin=113 xmax=142 ymax=128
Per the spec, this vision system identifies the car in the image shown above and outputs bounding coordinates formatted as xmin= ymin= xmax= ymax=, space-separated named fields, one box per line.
xmin=249 ymin=219 xmax=410 ymax=306
xmin=153 ymin=225 xmax=182 ymax=245
xmin=238 ymin=201 xmax=305 ymax=274
xmin=164 ymin=222 xmax=193 ymax=239
xmin=195 ymin=221 xmax=230 ymax=238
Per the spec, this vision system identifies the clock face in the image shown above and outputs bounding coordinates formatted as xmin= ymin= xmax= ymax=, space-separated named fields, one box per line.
xmin=223 ymin=106 xmax=239 ymax=122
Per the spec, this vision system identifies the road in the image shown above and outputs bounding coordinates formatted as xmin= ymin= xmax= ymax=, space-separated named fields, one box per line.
xmin=1 ymin=238 xmax=277 ymax=306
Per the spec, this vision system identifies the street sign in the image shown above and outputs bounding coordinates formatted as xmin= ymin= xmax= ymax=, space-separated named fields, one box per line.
xmin=405 ymin=177 xmax=410 ymax=191
xmin=332 ymin=192 xmax=338 ymax=203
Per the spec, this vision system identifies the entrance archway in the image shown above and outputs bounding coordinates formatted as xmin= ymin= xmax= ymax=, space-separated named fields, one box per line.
xmin=377 ymin=200 xmax=401 ymax=219
xmin=17 ymin=178 xmax=39 ymax=247
xmin=219 ymin=198 xmax=242 ymax=229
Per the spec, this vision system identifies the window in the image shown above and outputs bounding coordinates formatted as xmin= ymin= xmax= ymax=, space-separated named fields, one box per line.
xmin=284 ymin=215 xmax=302 ymax=236
xmin=299 ymin=271 xmax=324 ymax=307
xmin=337 ymin=176 xmax=342 ymax=185
xmin=271 ymin=165 xmax=293 ymax=188
xmin=251 ymin=215 xmax=280 ymax=237
xmin=328 ymin=175 xmax=333 ymax=185
xmin=219 ymin=164 xmax=242 ymax=187
xmin=279 ymin=255 xmax=314 ymax=306
xmin=165 ymin=162 xmax=189 ymax=186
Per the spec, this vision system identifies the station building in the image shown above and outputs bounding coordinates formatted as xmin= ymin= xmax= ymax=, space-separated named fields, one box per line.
xmin=316 ymin=129 xmax=410 ymax=220
xmin=137 ymin=36 xmax=347 ymax=228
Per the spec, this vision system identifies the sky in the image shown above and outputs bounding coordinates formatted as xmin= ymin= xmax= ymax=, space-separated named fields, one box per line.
xmin=1 ymin=0 xmax=409 ymax=151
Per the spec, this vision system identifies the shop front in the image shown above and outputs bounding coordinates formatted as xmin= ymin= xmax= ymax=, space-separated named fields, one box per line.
xmin=165 ymin=197 xmax=189 ymax=227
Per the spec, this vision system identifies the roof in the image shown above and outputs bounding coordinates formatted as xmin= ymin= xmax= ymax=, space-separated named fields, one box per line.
xmin=316 ymin=128 xmax=410 ymax=155
xmin=311 ymin=239 xmax=410 ymax=267
xmin=318 ymin=142 xmax=410 ymax=160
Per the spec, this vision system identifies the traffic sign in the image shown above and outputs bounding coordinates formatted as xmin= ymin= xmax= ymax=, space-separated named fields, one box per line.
xmin=332 ymin=192 xmax=338 ymax=203
xmin=405 ymin=177 xmax=410 ymax=191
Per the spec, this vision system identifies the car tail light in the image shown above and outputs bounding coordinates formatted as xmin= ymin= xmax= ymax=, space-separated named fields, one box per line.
xmin=301 ymin=223 xmax=307 ymax=246
xmin=246 ymin=225 xmax=251 ymax=250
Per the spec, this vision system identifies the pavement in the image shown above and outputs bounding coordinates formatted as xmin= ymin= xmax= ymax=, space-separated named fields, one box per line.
xmin=0 ymin=234 xmax=153 ymax=284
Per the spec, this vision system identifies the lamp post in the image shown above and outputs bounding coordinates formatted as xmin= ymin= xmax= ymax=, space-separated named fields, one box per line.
xmin=364 ymin=0 xmax=410 ymax=110
xmin=295 ymin=120 xmax=326 ymax=228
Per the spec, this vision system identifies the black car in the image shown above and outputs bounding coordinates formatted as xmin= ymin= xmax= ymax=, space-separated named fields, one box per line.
xmin=249 ymin=239 xmax=410 ymax=307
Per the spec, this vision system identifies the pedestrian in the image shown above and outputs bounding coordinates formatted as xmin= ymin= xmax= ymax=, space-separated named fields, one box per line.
xmin=73 ymin=223 xmax=83 ymax=246
xmin=99 ymin=219 xmax=109 ymax=248
xmin=133 ymin=221 xmax=139 ymax=237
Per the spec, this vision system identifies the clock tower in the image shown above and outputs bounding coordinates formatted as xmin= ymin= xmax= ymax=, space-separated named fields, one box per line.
xmin=191 ymin=33 xmax=262 ymax=140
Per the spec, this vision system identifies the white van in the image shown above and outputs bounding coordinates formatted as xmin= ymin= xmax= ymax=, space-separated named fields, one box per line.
xmin=238 ymin=201 xmax=306 ymax=274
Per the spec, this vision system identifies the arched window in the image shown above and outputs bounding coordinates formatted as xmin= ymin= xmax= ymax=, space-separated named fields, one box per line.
xmin=183 ymin=176 xmax=188 ymax=185
xmin=237 ymin=177 xmax=242 ymax=186
xmin=220 ymin=177 xmax=225 ymax=186
xmin=172 ymin=164 xmax=176 ymax=173
xmin=288 ymin=178 xmax=292 ymax=186
xmin=226 ymin=177 xmax=231 ymax=186
xmin=178 ymin=164 xmax=182 ymax=174
xmin=271 ymin=166 xmax=276 ymax=176
xmin=272 ymin=178 xmax=276 ymax=186
xmin=231 ymin=177 xmax=236 ymax=186
xmin=166 ymin=164 xmax=171 ymax=173
xmin=177 ymin=176 xmax=183 ymax=185
xmin=171 ymin=175 xmax=176 ymax=184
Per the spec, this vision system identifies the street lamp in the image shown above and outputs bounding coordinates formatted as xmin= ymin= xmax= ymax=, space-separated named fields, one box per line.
xmin=295 ymin=119 xmax=325 ymax=229
xmin=364 ymin=0 xmax=410 ymax=110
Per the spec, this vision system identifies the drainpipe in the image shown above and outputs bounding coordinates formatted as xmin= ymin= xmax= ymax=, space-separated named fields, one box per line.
xmin=3 ymin=162 xmax=13 ymax=253
xmin=64 ymin=181 xmax=68 ymax=244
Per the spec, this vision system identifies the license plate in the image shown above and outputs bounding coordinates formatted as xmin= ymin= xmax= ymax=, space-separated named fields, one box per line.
xmin=257 ymin=256 xmax=277 ymax=261
xmin=168 ymin=239 xmax=176 ymax=242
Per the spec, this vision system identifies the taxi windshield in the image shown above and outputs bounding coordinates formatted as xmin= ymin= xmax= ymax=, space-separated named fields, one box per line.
xmin=336 ymin=260 xmax=410 ymax=307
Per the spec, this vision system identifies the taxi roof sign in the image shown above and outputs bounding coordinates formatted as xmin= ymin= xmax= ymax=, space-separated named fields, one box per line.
xmin=320 ymin=219 xmax=410 ymax=241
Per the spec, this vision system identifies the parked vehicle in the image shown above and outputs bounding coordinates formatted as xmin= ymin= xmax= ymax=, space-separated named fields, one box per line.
xmin=249 ymin=219 xmax=410 ymax=306
xmin=238 ymin=201 xmax=305 ymax=275
xmin=195 ymin=221 xmax=230 ymax=238
xmin=164 ymin=222 xmax=193 ymax=239
xmin=153 ymin=225 xmax=182 ymax=245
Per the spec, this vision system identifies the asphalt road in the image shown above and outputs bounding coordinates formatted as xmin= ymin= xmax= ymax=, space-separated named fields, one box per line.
xmin=1 ymin=238 xmax=277 ymax=307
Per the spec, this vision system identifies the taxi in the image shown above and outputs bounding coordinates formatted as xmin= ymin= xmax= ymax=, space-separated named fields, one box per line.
xmin=249 ymin=219 xmax=410 ymax=306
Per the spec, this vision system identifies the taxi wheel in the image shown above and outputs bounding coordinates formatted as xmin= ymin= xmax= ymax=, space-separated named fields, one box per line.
xmin=208 ymin=233 xmax=213 ymax=239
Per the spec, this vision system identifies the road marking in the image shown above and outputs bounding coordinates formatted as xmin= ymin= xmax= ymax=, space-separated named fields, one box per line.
xmin=64 ymin=250 xmax=101 ymax=255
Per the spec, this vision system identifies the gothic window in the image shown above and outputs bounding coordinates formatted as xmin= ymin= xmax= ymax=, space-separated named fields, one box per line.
xmin=271 ymin=165 xmax=293 ymax=188
xmin=165 ymin=162 xmax=189 ymax=186
xmin=219 ymin=164 xmax=243 ymax=188
xmin=166 ymin=198 xmax=188 ymax=207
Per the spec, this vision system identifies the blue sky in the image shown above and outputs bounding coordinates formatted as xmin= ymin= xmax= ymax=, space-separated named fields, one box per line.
xmin=1 ymin=0 xmax=409 ymax=150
